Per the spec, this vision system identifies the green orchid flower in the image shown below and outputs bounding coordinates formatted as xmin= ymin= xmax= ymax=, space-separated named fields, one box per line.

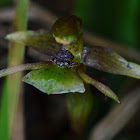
xmin=1 ymin=15 xmax=140 ymax=103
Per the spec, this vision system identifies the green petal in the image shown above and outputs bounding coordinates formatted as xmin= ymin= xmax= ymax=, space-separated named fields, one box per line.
xmin=82 ymin=46 xmax=140 ymax=79
xmin=52 ymin=15 xmax=83 ymax=43
xmin=64 ymin=35 xmax=83 ymax=64
xmin=22 ymin=65 xmax=85 ymax=94
xmin=6 ymin=30 xmax=62 ymax=56
xmin=77 ymin=68 xmax=120 ymax=103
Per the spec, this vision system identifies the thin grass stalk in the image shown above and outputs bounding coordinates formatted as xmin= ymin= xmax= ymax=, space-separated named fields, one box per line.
xmin=0 ymin=0 xmax=28 ymax=139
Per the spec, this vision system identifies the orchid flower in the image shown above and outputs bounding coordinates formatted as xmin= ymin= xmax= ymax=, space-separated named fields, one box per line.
xmin=1 ymin=15 xmax=140 ymax=104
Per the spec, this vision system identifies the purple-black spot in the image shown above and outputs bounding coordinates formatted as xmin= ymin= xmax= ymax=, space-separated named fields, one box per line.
xmin=52 ymin=50 xmax=74 ymax=67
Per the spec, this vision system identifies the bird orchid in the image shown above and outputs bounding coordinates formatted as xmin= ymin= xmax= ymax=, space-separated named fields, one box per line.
xmin=1 ymin=15 xmax=140 ymax=103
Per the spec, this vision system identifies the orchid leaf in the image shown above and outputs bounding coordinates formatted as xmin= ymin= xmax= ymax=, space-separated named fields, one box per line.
xmin=77 ymin=68 xmax=120 ymax=103
xmin=22 ymin=65 xmax=85 ymax=94
xmin=6 ymin=30 xmax=62 ymax=56
xmin=82 ymin=46 xmax=140 ymax=79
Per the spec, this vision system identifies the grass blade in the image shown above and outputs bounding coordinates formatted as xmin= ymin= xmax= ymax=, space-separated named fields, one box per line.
xmin=0 ymin=0 xmax=28 ymax=139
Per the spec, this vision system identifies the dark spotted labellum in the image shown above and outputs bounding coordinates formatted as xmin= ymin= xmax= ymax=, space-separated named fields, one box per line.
xmin=52 ymin=50 xmax=75 ymax=67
